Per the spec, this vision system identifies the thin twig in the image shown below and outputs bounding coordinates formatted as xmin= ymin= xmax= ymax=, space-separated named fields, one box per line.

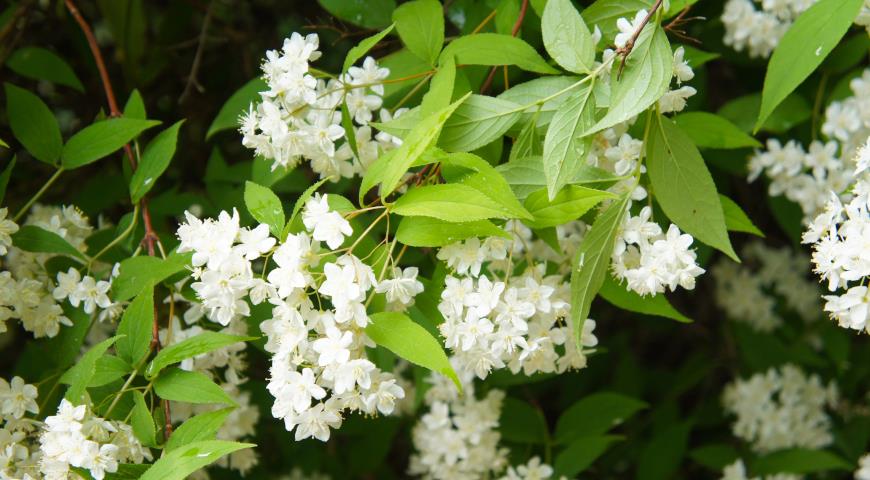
xmin=616 ymin=0 xmax=664 ymax=78
xmin=179 ymin=0 xmax=214 ymax=104
xmin=480 ymin=0 xmax=528 ymax=94
xmin=64 ymin=0 xmax=172 ymax=438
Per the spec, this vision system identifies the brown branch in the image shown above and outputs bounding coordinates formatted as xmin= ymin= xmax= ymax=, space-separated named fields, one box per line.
xmin=616 ymin=0 xmax=664 ymax=78
xmin=179 ymin=0 xmax=214 ymax=104
xmin=480 ymin=0 xmax=528 ymax=95
xmin=65 ymin=0 xmax=172 ymax=438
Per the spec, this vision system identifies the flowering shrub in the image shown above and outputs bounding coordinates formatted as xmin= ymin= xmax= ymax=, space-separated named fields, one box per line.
xmin=2 ymin=0 xmax=870 ymax=478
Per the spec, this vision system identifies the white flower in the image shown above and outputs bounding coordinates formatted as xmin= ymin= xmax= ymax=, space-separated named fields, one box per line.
xmin=311 ymin=326 xmax=353 ymax=366
xmin=375 ymin=267 xmax=424 ymax=306
xmin=235 ymin=224 xmax=276 ymax=260
xmin=294 ymin=402 xmax=342 ymax=442
xmin=302 ymin=194 xmax=352 ymax=249
xmin=614 ymin=10 xmax=647 ymax=49
xmin=0 ymin=208 xmax=19 ymax=255
xmin=283 ymin=368 xmax=327 ymax=413
xmin=0 ymin=376 xmax=38 ymax=419
xmin=53 ymin=267 xmax=81 ymax=302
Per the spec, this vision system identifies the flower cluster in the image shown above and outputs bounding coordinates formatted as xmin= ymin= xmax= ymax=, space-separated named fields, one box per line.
xmin=722 ymin=364 xmax=837 ymax=453
xmin=409 ymin=369 xmax=560 ymax=480
xmin=1 ymin=205 xmax=109 ymax=338
xmin=749 ymin=69 xmax=870 ymax=223
xmin=856 ymin=453 xmax=870 ymax=480
xmin=177 ymin=194 xmax=415 ymax=443
xmin=712 ymin=241 xmax=820 ymax=332
xmin=436 ymin=221 xmax=598 ymax=380
xmin=721 ymin=0 xmax=815 ymax=58
xmin=37 ymin=398 xmax=150 ymax=480
xmin=803 ymin=145 xmax=870 ymax=331
xmin=612 ymin=204 xmax=705 ymax=296
xmin=240 ymin=32 xmax=400 ymax=179
xmin=720 ymin=459 xmax=800 ymax=480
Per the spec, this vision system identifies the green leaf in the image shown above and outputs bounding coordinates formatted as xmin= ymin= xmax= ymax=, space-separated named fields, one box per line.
xmin=0 ymin=156 xmax=15 ymax=204
xmin=646 ymin=115 xmax=737 ymax=260
xmin=587 ymin=25 xmax=671 ymax=135
xmin=555 ymin=435 xmax=623 ymax=477
xmin=131 ymin=391 xmax=156 ymax=447
xmin=689 ymin=444 xmax=739 ymax=471
xmin=542 ymin=0 xmax=595 ymax=74
xmin=360 ymin=93 xmax=468 ymax=202
xmin=165 ymin=408 xmax=234 ymax=452
xmin=7 ymin=47 xmax=83 ymax=91
xmin=544 ymin=83 xmax=596 ymax=199
xmin=11 ymin=225 xmax=86 ymax=261
xmin=396 ymin=216 xmax=510 ymax=246
xmin=420 ymin=57 xmax=454 ymax=119
xmin=393 ymin=0 xmax=444 ymax=65
xmin=570 ymin=193 xmax=631 ymax=344
xmin=500 ymin=397 xmax=549 ymax=444
xmin=153 ymin=368 xmax=236 ymax=405
xmin=140 ymin=440 xmax=254 ymax=480
xmin=123 ymin=90 xmax=147 ymax=119
xmin=499 ymin=76 xmax=581 ymax=128
xmin=555 ymin=392 xmax=648 ymax=444
xmin=366 ymin=312 xmax=461 ymax=391
xmin=509 ymin=117 xmax=542 ymax=164
xmin=129 ymin=120 xmax=184 ymax=202
xmin=89 ymin=355 xmax=132 ymax=387
xmin=392 ymin=184 xmax=519 ymax=222
xmin=443 ymin=152 xmax=531 ymax=219
xmin=637 ymin=422 xmax=691 ymax=480
xmin=498 ymin=155 xmax=618 ymax=200
xmin=343 ymin=24 xmax=396 ymax=73
xmin=583 ymin=0 xmax=654 ymax=43
xmin=146 ymin=332 xmax=252 ymax=379
xmin=106 ymin=464 xmax=150 ymax=479
xmin=718 ymin=93 xmax=811 ymax=134
xmin=62 ymin=118 xmax=161 ymax=169
xmin=244 ymin=181 xmax=285 ymax=237
xmin=113 ymin=252 xmax=191 ymax=302
xmin=524 ymin=185 xmax=614 ymax=229
xmin=319 ymin=0 xmax=396 ymax=29
xmin=673 ymin=112 xmax=761 ymax=149
xmin=598 ymin=275 xmax=691 ymax=323
xmin=751 ymin=449 xmax=852 ymax=475
xmin=755 ymin=0 xmax=863 ymax=132
xmin=4 ymin=83 xmax=63 ymax=165
xmin=720 ymin=194 xmax=764 ymax=237
xmin=440 ymin=95 xmax=521 ymax=152
xmin=440 ymin=33 xmax=560 ymax=74
xmin=206 ymin=78 xmax=266 ymax=139
xmin=60 ymin=336 xmax=119 ymax=403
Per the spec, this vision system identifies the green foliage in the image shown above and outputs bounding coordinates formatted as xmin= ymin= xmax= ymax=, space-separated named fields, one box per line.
xmin=165 ymin=408 xmax=234 ymax=452
xmin=7 ymin=47 xmax=84 ymax=91
xmin=543 ymin=83 xmax=596 ymax=198
xmin=541 ymin=0 xmax=595 ymax=74
xmin=244 ymin=180 xmax=286 ymax=237
xmin=112 ymin=253 xmax=191 ymax=301
xmin=207 ymin=78 xmax=266 ymax=140
xmin=393 ymin=0 xmax=444 ymax=66
xmin=598 ymin=276 xmax=692 ymax=323
xmin=139 ymin=440 xmax=255 ymax=480
xmin=153 ymin=368 xmax=237 ymax=406
xmin=11 ymin=225 xmax=86 ymax=260
xmin=115 ymin=288 xmax=154 ymax=366
xmin=146 ymin=332 xmax=252 ymax=378
xmin=4 ymin=83 xmax=63 ymax=165
xmin=130 ymin=120 xmax=184 ymax=202
xmin=62 ymin=118 xmax=160 ymax=169
xmin=439 ymin=33 xmax=560 ymax=74
xmin=396 ymin=216 xmax=510 ymax=246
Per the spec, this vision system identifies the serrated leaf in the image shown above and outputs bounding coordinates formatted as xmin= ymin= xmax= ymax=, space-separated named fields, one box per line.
xmin=131 ymin=391 xmax=156 ymax=447
xmin=7 ymin=47 xmax=83 ymax=91
xmin=542 ymin=0 xmax=595 ymax=74
xmin=115 ymin=287 xmax=154 ymax=367
xmin=165 ymin=408 xmax=235 ymax=452
xmin=673 ymin=112 xmax=761 ymax=149
xmin=751 ymin=449 xmax=852 ymax=475
xmin=343 ymin=24 xmax=395 ymax=73
xmin=123 ymin=90 xmax=146 ymax=119
xmin=154 ymin=368 xmax=236 ymax=405
xmin=755 ymin=0 xmax=863 ymax=131
xmin=440 ymin=94 xmax=521 ymax=152
xmin=139 ymin=440 xmax=254 ymax=480
xmin=4 ymin=83 xmax=62 ymax=165
xmin=544 ymin=83 xmax=596 ymax=199
xmin=570 ymin=192 xmax=630 ymax=344
xmin=396 ymin=217 xmax=511 ymax=246
xmin=244 ymin=181 xmax=285 ymax=237
xmin=11 ymin=225 xmax=86 ymax=260
xmin=587 ymin=25 xmax=671 ymax=135
xmin=146 ymin=332 xmax=252 ymax=379
xmin=720 ymin=194 xmax=764 ymax=237
xmin=130 ymin=120 xmax=184 ymax=202
xmin=524 ymin=185 xmax=614 ymax=229
xmin=499 ymin=155 xmax=619 ymax=200
xmin=392 ymin=184 xmax=519 ymax=222
xmin=89 ymin=355 xmax=132 ymax=387
xmin=598 ymin=275 xmax=691 ymax=323
xmin=62 ymin=118 xmax=161 ymax=169
xmin=366 ymin=312 xmax=461 ymax=391
xmin=393 ymin=0 xmax=444 ymax=65
xmin=113 ymin=252 xmax=191 ymax=302
xmin=498 ymin=76 xmax=581 ymax=128
xmin=206 ymin=78 xmax=266 ymax=139
xmin=60 ymin=336 xmax=119 ymax=403
xmin=443 ymin=152 xmax=531 ymax=219
xmin=646 ymin=115 xmax=737 ymax=260
xmin=440 ymin=33 xmax=560 ymax=74
xmin=420 ymin=55 xmax=455 ymax=118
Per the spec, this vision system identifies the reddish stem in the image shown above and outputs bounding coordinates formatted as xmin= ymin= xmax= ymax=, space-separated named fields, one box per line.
xmin=480 ymin=0 xmax=529 ymax=94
